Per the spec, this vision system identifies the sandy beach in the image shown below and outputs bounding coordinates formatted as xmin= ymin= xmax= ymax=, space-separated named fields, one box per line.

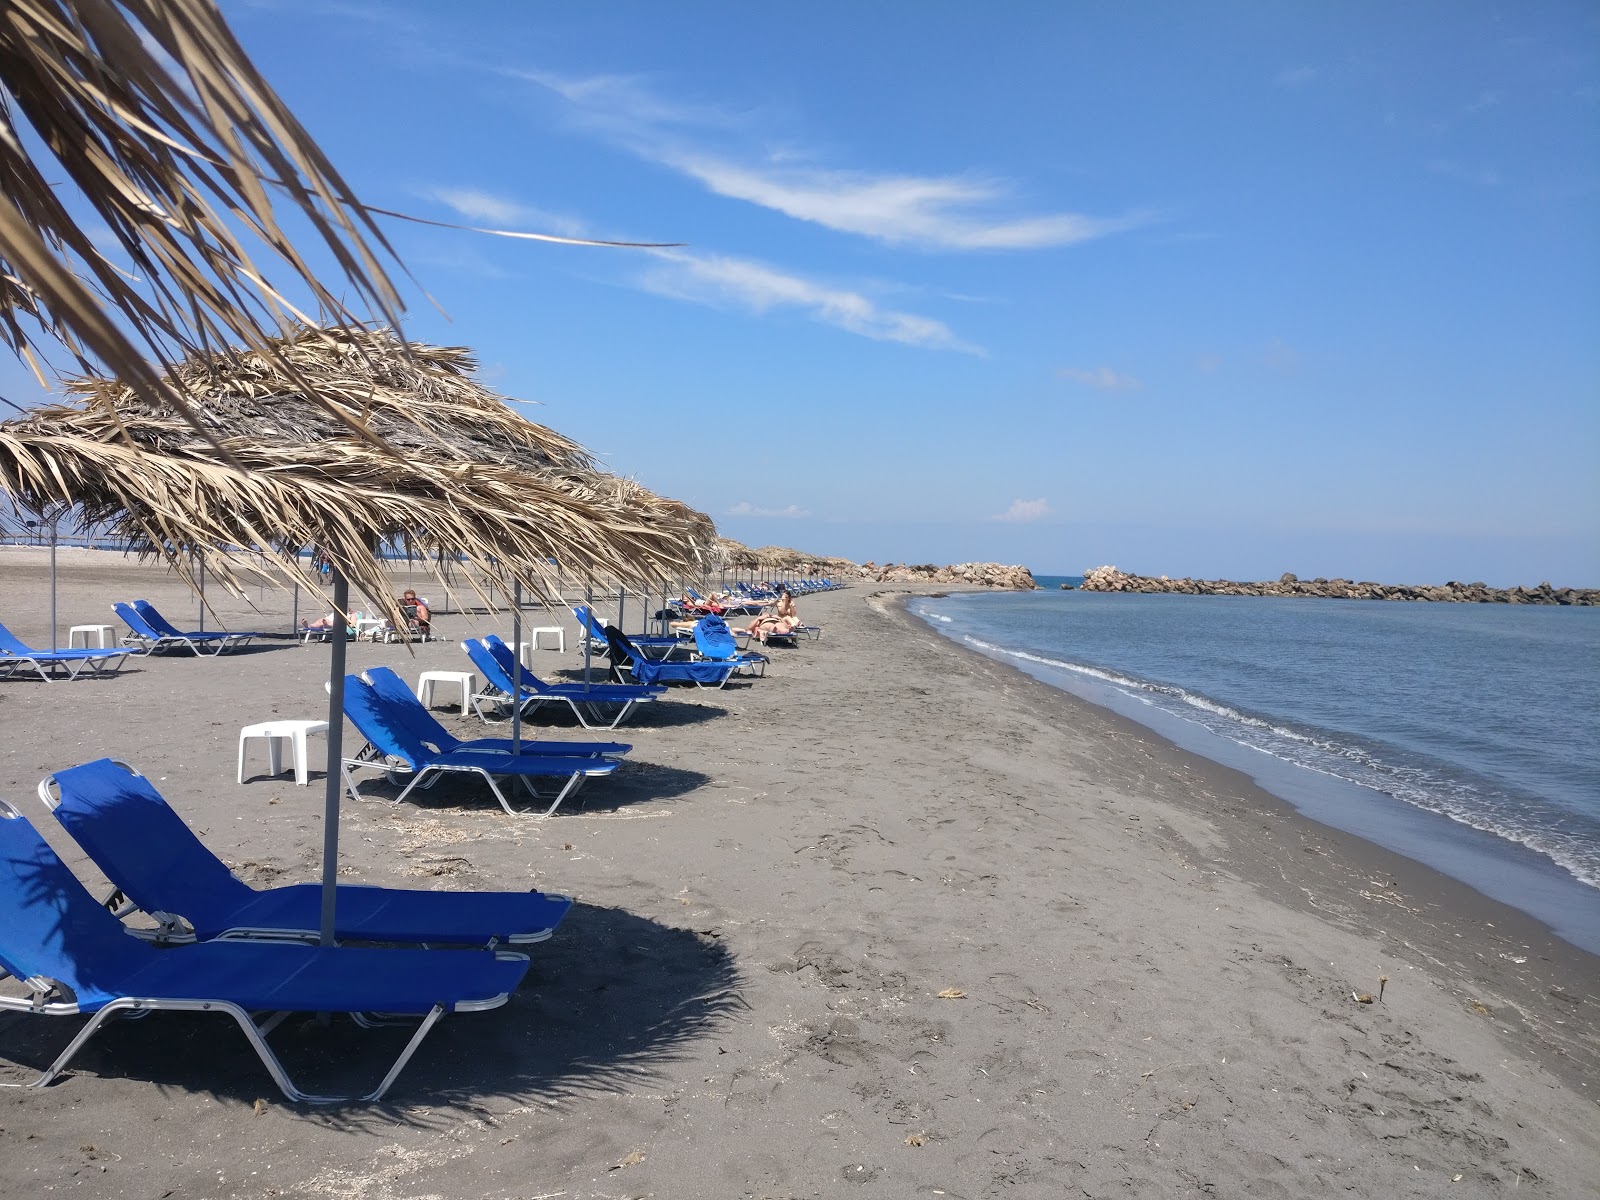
xmin=1 ymin=549 xmax=1596 ymax=1198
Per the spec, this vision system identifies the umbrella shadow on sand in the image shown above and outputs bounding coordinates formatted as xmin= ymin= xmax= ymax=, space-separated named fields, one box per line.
xmin=0 ymin=902 xmax=743 ymax=1126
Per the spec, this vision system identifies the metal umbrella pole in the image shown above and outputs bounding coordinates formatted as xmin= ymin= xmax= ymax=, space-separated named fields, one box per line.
xmin=617 ymin=583 xmax=626 ymax=637
xmin=197 ymin=553 xmax=206 ymax=632
xmin=511 ymin=580 xmax=523 ymax=755
xmin=46 ymin=513 xmax=58 ymax=650
xmin=582 ymin=577 xmax=593 ymax=690
xmin=318 ymin=568 xmax=351 ymax=946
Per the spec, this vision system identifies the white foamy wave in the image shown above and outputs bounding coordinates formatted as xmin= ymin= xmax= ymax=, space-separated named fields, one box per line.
xmin=957 ymin=632 xmax=1600 ymax=890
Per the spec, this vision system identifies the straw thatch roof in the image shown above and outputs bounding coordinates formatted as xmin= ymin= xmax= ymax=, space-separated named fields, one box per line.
xmin=0 ymin=326 xmax=717 ymax=618
xmin=0 ymin=1 xmax=409 ymax=437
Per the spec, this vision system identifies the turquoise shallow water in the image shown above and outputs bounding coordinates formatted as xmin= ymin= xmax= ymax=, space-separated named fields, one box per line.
xmin=911 ymin=589 xmax=1600 ymax=952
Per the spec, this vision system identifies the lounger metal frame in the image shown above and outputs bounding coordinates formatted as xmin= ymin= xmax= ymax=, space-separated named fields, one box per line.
xmin=340 ymin=742 xmax=607 ymax=818
xmin=0 ymin=957 xmax=520 ymax=1103
xmin=0 ymin=647 xmax=128 ymax=682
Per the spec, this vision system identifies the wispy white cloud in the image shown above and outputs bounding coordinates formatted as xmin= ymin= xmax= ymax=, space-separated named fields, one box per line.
xmin=1462 ymin=90 xmax=1504 ymax=117
xmin=517 ymin=70 xmax=1146 ymax=252
xmin=991 ymin=498 xmax=1051 ymax=523
xmin=729 ymin=501 xmax=810 ymax=518
xmin=1275 ymin=65 xmax=1320 ymax=87
xmin=1056 ymin=366 xmax=1142 ymax=392
xmin=639 ymin=249 xmax=981 ymax=352
xmin=428 ymin=187 xmax=591 ymax=237
xmin=1426 ymin=158 xmax=1502 ymax=187
xmin=657 ymin=156 xmax=1148 ymax=251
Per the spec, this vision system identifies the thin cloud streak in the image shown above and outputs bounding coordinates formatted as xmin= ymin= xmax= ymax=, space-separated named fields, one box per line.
xmin=640 ymin=249 xmax=982 ymax=353
xmin=729 ymin=501 xmax=810 ymax=518
xmin=428 ymin=187 xmax=591 ymax=238
xmin=662 ymin=155 xmax=1149 ymax=250
xmin=1057 ymin=366 xmax=1142 ymax=392
xmin=992 ymin=498 xmax=1051 ymax=523
xmin=518 ymin=69 xmax=1146 ymax=252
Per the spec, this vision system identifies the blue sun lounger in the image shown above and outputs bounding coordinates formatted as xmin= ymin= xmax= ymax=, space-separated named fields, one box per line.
xmin=604 ymin=626 xmax=740 ymax=689
xmin=341 ymin=673 xmax=617 ymax=817
xmin=0 ymin=799 xmax=528 ymax=1103
xmin=461 ymin=637 xmax=665 ymax=730
xmin=360 ymin=666 xmax=631 ymax=760
xmin=573 ymin=604 xmax=682 ymax=658
xmin=114 ymin=600 xmax=258 ymax=655
xmin=0 ymin=620 xmax=129 ymax=682
xmin=691 ymin=615 xmax=768 ymax=677
xmin=39 ymin=758 xmax=573 ymax=946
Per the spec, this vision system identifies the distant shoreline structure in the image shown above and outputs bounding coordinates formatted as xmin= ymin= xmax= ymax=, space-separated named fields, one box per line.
xmin=1074 ymin=565 xmax=1599 ymax=606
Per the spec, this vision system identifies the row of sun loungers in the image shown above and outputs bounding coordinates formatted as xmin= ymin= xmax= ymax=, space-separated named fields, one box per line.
xmin=1 ymin=580 xmax=843 ymax=1101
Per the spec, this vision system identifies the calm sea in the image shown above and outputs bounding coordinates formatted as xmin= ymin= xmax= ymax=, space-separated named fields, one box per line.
xmin=911 ymin=585 xmax=1600 ymax=953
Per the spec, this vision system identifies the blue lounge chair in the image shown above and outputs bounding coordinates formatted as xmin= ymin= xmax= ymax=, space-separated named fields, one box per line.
xmin=39 ymin=758 xmax=574 ymax=946
xmin=603 ymin=625 xmax=740 ymax=689
xmin=341 ymin=674 xmax=617 ymax=817
xmin=573 ymin=604 xmax=681 ymax=658
xmin=360 ymin=666 xmax=630 ymax=760
xmin=114 ymin=600 xmax=257 ymax=655
xmin=0 ymin=620 xmax=129 ymax=682
xmin=0 ymin=799 xmax=528 ymax=1103
xmin=461 ymin=637 xmax=665 ymax=731
xmin=691 ymin=615 xmax=768 ymax=677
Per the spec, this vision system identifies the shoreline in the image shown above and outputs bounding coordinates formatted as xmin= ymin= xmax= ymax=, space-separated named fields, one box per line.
xmin=2 ymin=560 xmax=1596 ymax=1196
xmin=890 ymin=588 xmax=1600 ymax=1095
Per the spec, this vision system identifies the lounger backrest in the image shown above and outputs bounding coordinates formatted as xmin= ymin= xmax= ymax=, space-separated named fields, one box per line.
xmin=0 ymin=799 xmax=148 ymax=1004
xmin=48 ymin=759 xmax=257 ymax=923
xmin=481 ymin=636 xmax=553 ymax=696
xmin=603 ymin=624 xmax=643 ymax=664
xmin=0 ymin=619 xmax=33 ymax=656
xmin=362 ymin=667 xmax=459 ymax=750
xmin=571 ymin=606 xmax=607 ymax=640
xmin=342 ymin=674 xmax=433 ymax=769
xmin=114 ymin=601 xmax=166 ymax=641
xmin=461 ymin=638 xmax=517 ymax=697
xmin=693 ymin=615 xmax=739 ymax=660
xmin=131 ymin=600 xmax=183 ymax=638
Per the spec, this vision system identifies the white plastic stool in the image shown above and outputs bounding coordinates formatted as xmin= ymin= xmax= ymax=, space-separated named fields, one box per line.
xmin=416 ymin=670 xmax=476 ymax=716
xmin=68 ymin=623 xmax=113 ymax=649
xmin=527 ymin=626 xmax=565 ymax=652
xmin=238 ymin=719 xmax=328 ymax=786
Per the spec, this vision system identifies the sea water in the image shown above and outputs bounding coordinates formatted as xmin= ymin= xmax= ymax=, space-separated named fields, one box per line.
xmin=910 ymin=586 xmax=1600 ymax=953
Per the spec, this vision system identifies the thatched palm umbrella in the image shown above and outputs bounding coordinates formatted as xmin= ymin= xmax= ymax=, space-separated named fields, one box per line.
xmin=0 ymin=0 xmax=408 ymax=436
xmin=0 ymin=325 xmax=717 ymax=943
xmin=0 ymin=325 xmax=716 ymax=609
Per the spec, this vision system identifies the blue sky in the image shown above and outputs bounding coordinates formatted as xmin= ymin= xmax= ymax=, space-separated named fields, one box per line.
xmin=6 ymin=1 xmax=1597 ymax=583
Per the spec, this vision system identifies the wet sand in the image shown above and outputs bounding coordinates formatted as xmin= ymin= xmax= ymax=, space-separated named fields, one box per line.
xmin=1 ymin=548 xmax=1596 ymax=1198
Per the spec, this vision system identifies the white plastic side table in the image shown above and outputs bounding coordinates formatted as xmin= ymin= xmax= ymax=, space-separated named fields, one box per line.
xmin=238 ymin=719 xmax=329 ymax=786
xmin=68 ymin=623 xmax=113 ymax=649
xmin=527 ymin=626 xmax=565 ymax=652
xmin=416 ymin=670 xmax=476 ymax=716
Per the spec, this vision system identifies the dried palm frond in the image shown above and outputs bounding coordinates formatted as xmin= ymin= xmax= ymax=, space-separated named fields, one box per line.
xmin=0 ymin=326 xmax=718 ymax=622
xmin=0 ymin=0 xmax=406 ymax=435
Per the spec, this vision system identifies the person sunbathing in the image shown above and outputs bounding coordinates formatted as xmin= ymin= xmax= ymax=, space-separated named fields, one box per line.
xmin=398 ymin=590 xmax=431 ymax=635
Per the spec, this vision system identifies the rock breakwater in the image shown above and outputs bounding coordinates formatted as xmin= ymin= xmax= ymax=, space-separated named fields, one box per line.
xmin=1078 ymin=566 xmax=1597 ymax=605
xmin=862 ymin=561 xmax=1037 ymax=589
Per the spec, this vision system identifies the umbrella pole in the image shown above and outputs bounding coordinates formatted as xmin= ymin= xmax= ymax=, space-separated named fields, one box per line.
xmin=197 ymin=554 xmax=206 ymax=633
xmin=318 ymin=568 xmax=350 ymax=947
xmin=583 ymin=578 xmax=593 ymax=690
xmin=617 ymin=584 xmax=626 ymax=636
xmin=511 ymin=580 xmax=523 ymax=755
xmin=291 ymin=581 xmax=299 ymax=636
xmin=48 ymin=518 xmax=58 ymax=651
